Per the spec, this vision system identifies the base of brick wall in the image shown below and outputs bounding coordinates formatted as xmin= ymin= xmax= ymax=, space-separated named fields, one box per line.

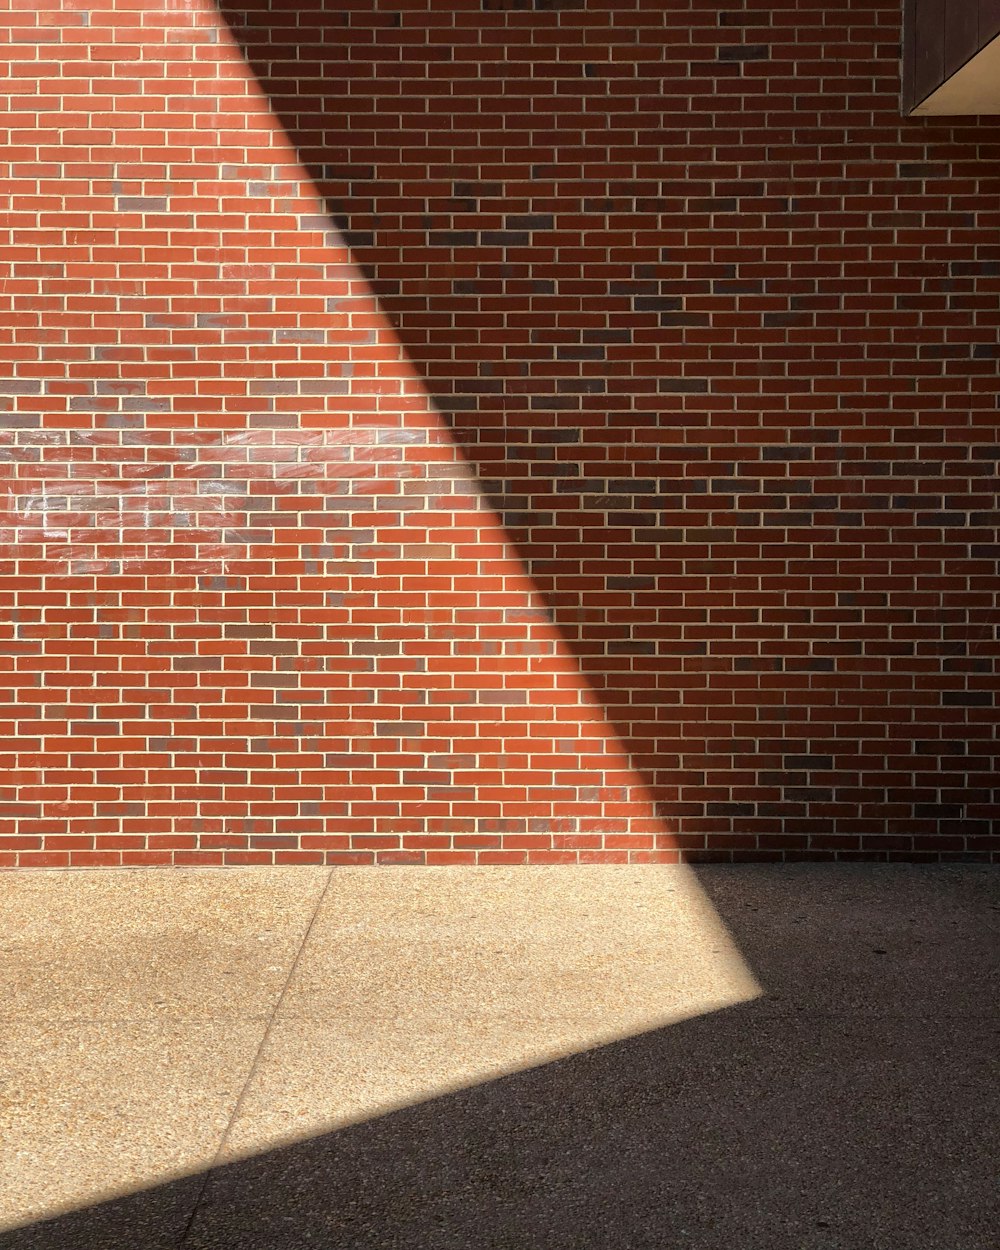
xmin=2 ymin=847 xmax=995 ymax=870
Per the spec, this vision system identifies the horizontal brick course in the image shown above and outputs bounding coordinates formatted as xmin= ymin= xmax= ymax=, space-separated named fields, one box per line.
xmin=1 ymin=0 xmax=999 ymax=866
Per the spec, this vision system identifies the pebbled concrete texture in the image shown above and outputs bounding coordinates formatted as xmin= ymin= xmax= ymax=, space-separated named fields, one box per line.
xmin=0 ymin=869 xmax=329 ymax=1021
xmin=0 ymin=1019 xmax=263 ymax=1230
xmin=0 ymin=865 xmax=997 ymax=1250
xmin=0 ymin=869 xmax=330 ymax=1230
xmin=217 ymin=866 xmax=757 ymax=1161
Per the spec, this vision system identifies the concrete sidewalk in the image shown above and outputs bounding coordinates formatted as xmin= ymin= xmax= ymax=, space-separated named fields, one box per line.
xmin=0 ymin=865 xmax=997 ymax=1249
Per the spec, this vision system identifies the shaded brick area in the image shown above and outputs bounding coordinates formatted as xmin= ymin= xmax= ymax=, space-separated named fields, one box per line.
xmin=2 ymin=0 xmax=999 ymax=864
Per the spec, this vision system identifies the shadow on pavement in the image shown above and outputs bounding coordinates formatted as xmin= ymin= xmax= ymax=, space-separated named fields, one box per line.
xmin=4 ymin=867 xmax=997 ymax=1250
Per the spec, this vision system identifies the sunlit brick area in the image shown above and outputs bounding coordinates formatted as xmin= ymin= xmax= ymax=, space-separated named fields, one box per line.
xmin=2 ymin=0 xmax=1000 ymax=865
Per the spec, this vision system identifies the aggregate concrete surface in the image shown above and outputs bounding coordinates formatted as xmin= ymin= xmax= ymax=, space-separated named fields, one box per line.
xmin=0 ymin=864 xmax=996 ymax=1249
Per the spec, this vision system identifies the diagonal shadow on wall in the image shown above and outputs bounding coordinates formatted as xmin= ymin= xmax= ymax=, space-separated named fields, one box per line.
xmin=4 ymin=867 xmax=997 ymax=1249
xmin=205 ymin=0 xmax=1000 ymax=857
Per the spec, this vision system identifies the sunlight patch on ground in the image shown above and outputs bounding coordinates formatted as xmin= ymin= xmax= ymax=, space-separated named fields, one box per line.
xmin=0 ymin=867 xmax=760 ymax=1232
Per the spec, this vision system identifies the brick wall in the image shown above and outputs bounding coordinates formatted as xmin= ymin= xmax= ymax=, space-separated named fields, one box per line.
xmin=2 ymin=0 xmax=999 ymax=867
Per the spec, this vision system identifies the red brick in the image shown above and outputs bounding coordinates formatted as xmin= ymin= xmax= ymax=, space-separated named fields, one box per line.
xmin=1 ymin=0 xmax=998 ymax=869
